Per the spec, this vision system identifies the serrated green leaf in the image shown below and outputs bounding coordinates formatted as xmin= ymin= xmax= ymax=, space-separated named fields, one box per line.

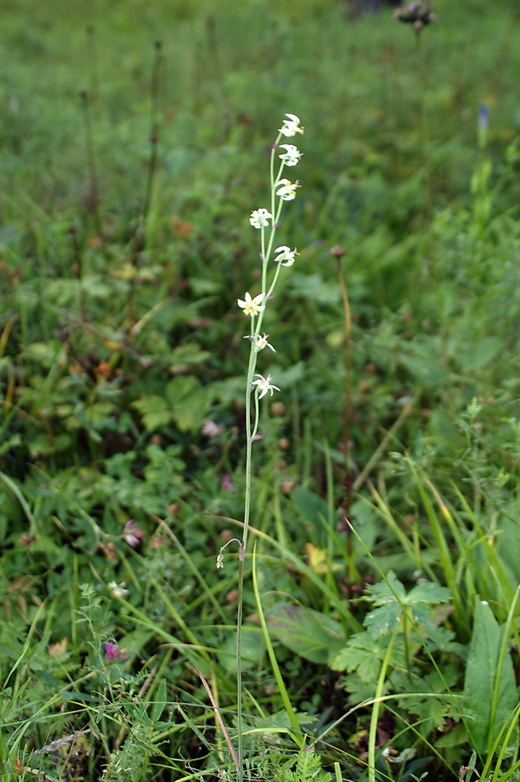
xmin=407 ymin=582 xmax=452 ymax=604
xmin=278 ymin=747 xmax=330 ymax=782
xmin=332 ymin=632 xmax=385 ymax=683
xmin=365 ymin=602 xmax=402 ymax=638
xmin=172 ymin=388 xmax=209 ymax=432
xmin=132 ymin=395 xmax=172 ymax=431
xmin=165 ymin=375 xmax=199 ymax=404
xmin=365 ymin=571 xmax=406 ymax=605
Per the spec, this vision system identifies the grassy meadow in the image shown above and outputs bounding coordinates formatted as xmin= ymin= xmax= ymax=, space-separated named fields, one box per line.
xmin=1 ymin=0 xmax=519 ymax=780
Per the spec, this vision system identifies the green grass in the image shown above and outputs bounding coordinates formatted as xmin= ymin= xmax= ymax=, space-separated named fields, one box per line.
xmin=1 ymin=0 xmax=519 ymax=780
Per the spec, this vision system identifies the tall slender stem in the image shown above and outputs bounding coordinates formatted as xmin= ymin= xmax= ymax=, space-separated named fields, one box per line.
xmin=232 ymin=115 xmax=304 ymax=781
xmin=79 ymin=90 xmax=102 ymax=236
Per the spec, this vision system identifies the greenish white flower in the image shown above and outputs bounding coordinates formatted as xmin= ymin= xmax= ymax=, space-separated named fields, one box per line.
xmin=274 ymin=245 xmax=298 ymax=267
xmin=237 ymin=291 xmax=265 ymax=317
xmin=245 ymin=333 xmax=276 ymax=352
xmin=275 ymin=178 xmax=300 ymax=201
xmin=279 ymin=144 xmax=302 ymax=167
xmin=108 ymin=581 xmax=128 ymax=598
xmin=252 ymin=374 xmax=280 ymax=399
xmin=250 ymin=208 xmax=272 ymax=229
xmin=279 ymin=113 xmax=304 ymax=137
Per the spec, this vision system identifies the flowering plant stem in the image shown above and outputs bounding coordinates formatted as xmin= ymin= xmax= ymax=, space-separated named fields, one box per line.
xmin=225 ymin=113 xmax=304 ymax=781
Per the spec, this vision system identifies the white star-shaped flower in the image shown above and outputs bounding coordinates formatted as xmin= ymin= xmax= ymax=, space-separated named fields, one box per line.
xmin=275 ymin=178 xmax=300 ymax=201
xmin=279 ymin=113 xmax=304 ymax=137
xmin=237 ymin=292 xmax=265 ymax=317
xmin=274 ymin=246 xmax=298 ymax=267
xmin=279 ymin=144 xmax=302 ymax=167
xmin=250 ymin=208 xmax=273 ymax=229
xmin=245 ymin=333 xmax=276 ymax=352
xmin=252 ymin=374 xmax=280 ymax=400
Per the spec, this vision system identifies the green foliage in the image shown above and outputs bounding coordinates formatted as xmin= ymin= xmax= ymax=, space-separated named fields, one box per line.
xmin=132 ymin=376 xmax=210 ymax=433
xmin=462 ymin=599 xmax=518 ymax=756
xmin=1 ymin=0 xmax=519 ymax=779
xmin=277 ymin=747 xmax=331 ymax=782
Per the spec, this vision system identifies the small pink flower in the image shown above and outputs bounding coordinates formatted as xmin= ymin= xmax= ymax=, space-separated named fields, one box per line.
xmin=123 ymin=520 xmax=146 ymax=548
xmin=221 ymin=474 xmax=234 ymax=491
xmin=104 ymin=642 xmax=121 ymax=660
xmin=202 ymin=420 xmax=223 ymax=439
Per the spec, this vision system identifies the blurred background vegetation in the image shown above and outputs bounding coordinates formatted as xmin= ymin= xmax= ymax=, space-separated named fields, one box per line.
xmin=0 ymin=0 xmax=519 ymax=780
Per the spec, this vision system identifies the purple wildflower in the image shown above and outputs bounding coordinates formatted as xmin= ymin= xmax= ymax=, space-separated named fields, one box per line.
xmin=123 ymin=520 xmax=146 ymax=548
xmin=104 ymin=642 xmax=121 ymax=660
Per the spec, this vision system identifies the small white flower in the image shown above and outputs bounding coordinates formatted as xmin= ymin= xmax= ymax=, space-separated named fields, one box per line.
xmin=245 ymin=333 xmax=276 ymax=352
xmin=108 ymin=581 xmax=129 ymax=598
xmin=275 ymin=178 xmax=300 ymax=201
xmin=250 ymin=208 xmax=273 ymax=229
xmin=279 ymin=113 xmax=304 ymax=137
xmin=274 ymin=245 xmax=298 ymax=267
xmin=252 ymin=374 xmax=280 ymax=400
xmin=237 ymin=292 xmax=265 ymax=317
xmin=279 ymin=144 xmax=302 ymax=167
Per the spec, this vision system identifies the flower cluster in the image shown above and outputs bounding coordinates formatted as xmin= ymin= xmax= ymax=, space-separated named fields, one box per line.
xmin=238 ymin=114 xmax=304 ymax=406
xmin=105 ymin=641 xmax=122 ymax=660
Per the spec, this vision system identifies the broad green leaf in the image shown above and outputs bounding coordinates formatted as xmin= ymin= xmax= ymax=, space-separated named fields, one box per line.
xmin=400 ymin=354 xmax=448 ymax=388
xmin=463 ymin=600 xmax=517 ymax=754
xmin=266 ymin=603 xmax=343 ymax=664
xmin=460 ymin=337 xmax=504 ymax=372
